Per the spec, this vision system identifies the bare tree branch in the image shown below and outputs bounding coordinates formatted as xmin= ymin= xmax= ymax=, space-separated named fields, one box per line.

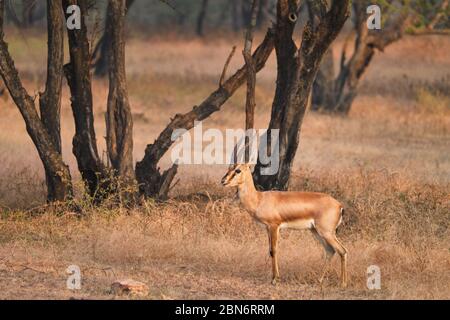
xmin=135 ymin=28 xmax=275 ymax=198
xmin=219 ymin=45 xmax=236 ymax=87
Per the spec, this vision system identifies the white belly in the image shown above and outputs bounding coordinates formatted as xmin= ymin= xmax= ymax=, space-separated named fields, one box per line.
xmin=280 ymin=219 xmax=314 ymax=230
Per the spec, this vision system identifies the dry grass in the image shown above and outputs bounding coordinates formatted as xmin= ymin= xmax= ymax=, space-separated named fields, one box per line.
xmin=0 ymin=32 xmax=449 ymax=299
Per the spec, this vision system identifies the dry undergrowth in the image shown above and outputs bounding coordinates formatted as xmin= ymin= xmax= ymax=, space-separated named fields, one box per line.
xmin=0 ymin=168 xmax=448 ymax=299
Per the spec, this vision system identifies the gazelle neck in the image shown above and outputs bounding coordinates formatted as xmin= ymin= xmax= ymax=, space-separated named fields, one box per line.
xmin=237 ymin=171 xmax=260 ymax=213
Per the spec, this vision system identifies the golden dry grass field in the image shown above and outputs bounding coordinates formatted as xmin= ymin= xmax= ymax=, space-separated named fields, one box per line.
xmin=0 ymin=30 xmax=449 ymax=299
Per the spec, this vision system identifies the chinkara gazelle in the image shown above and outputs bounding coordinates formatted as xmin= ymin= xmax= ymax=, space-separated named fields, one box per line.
xmin=221 ymin=164 xmax=348 ymax=287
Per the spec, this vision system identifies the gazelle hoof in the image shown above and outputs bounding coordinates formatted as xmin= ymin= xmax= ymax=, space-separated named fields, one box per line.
xmin=271 ymin=278 xmax=279 ymax=285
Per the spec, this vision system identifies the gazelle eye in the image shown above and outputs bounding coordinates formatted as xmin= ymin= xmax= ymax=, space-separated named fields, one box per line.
xmin=235 ymin=169 xmax=241 ymax=174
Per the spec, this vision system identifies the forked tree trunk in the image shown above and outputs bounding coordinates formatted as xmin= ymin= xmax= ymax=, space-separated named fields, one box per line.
xmin=105 ymin=0 xmax=134 ymax=183
xmin=312 ymin=1 xmax=408 ymax=114
xmin=135 ymin=29 xmax=275 ymax=199
xmin=0 ymin=0 xmax=73 ymax=202
xmin=63 ymin=0 xmax=108 ymax=197
xmin=253 ymin=0 xmax=350 ymax=191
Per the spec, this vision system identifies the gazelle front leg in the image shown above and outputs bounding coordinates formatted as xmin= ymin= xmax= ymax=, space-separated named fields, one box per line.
xmin=268 ymin=225 xmax=280 ymax=285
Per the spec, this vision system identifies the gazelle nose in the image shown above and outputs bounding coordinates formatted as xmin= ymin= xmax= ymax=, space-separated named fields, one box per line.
xmin=221 ymin=177 xmax=227 ymax=185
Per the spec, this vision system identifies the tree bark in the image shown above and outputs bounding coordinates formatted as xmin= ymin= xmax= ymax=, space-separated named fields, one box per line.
xmin=93 ymin=0 xmax=135 ymax=77
xmin=106 ymin=0 xmax=134 ymax=183
xmin=253 ymin=0 xmax=350 ymax=191
xmin=63 ymin=0 xmax=107 ymax=197
xmin=38 ymin=0 xmax=70 ymax=201
xmin=196 ymin=0 xmax=209 ymax=37
xmin=0 ymin=0 xmax=73 ymax=202
xmin=135 ymin=29 xmax=275 ymax=199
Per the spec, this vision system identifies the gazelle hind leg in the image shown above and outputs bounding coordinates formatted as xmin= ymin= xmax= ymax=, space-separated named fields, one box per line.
xmin=322 ymin=233 xmax=348 ymax=288
xmin=334 ymin=236 xmax=348 ymax=285
xmin=311 ymin=229 xmax=335 ymax=284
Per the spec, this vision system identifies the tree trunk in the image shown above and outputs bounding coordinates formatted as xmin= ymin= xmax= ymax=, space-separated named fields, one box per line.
xmin=38 ymin=0 xmax=70 ymax=201
xmin=0 ymin=0 xmax=73 ymax=202
xmin=106 ymin=0 xmax=134 ymax=184
xmin=93 ymin=0 xmax=135 ymax=77
xmin=63 ymin=0 xmax=107 ymax=197
xmin=196 ymin=0 xmax=209 ymax=37
xmin=253 ymin=0 xmax=350 ymax=191
xmin=314 ymin=1 xmax=408 ymax=114
xmin=135 ymin=29 xmax=275 ymax=199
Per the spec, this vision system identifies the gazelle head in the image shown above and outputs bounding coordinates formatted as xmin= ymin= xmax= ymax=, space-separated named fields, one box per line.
xmin=221 ymin=164 xmax=251 ymax=187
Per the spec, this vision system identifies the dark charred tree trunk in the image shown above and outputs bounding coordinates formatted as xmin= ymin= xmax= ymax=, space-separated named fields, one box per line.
xmin=196 ymin=0 xmax=209 ymax=37
xmin=253 ymin=0 xmax=350 ymax=191
xmin=0 ymin=0 xmax=73 ymax=202
xmin=92 ymin=0 xmax=135 ymax=78
xmin=63 ymin=0 xmax=107 ymax=197
xmin=106 ymin=0 xmax=134 ymax=184
xmin=135 ymin=29 xmax=275 ymax=199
